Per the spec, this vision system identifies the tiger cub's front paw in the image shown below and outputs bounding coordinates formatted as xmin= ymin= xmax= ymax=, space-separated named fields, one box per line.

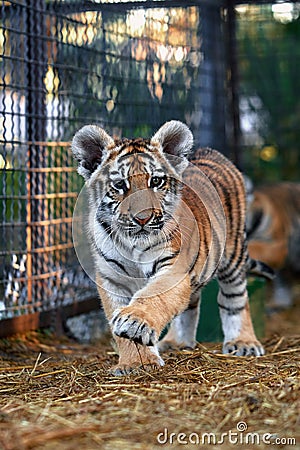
xmin=111 ymin=308 xmax=157 ymax=346
xmin=223 ymin=339 xmax=264 ymax=356
xmin=110 ymin=358 xmax=164 ymax=376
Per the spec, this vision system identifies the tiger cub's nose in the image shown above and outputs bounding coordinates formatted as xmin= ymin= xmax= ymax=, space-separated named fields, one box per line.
xmin=133 ymin=210 xmax=153 ymax=226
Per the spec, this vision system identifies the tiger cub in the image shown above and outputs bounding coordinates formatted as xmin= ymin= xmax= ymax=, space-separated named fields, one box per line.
xmin=246 ymin=181 xmax=300 ymax=309
xmin=72 ymin=121 xmax=273 ymax=375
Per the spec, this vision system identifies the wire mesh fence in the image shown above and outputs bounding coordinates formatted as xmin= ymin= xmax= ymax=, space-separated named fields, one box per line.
xmin=235 ymin=2 xmax=300 ymax=182
xmin=0 ymin=0 xmax=227 ymax=333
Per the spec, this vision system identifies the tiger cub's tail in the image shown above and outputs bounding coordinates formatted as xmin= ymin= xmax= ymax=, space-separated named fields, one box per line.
xmin=246 ymin=257 xmax=275 ymax=280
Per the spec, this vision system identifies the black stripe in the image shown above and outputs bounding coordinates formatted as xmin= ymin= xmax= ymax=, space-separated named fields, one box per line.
xmin=218 ymin=249 xmax=246 ymax=280
xmin=136 ymin=236 xmax=166 ymax=253
xmin=169 ymin=177 xmax=179 ymax=195
xmin=218 ymin=302 xmax=245 ymax=315
xmin=99 ymin=220 xmax=113 ymax=234
xmin=220 ymin=288 xmax=246 ymax=299
xmin=188 ymin=246 xmax=201 ymax=275
xmin=246 ymin=208 xmax=263 ymax=239
xmin=118 ymin=150 xmax=154 ymax=163
xmin=104 ymin=257 xmax=131 ymax=276
xmin=218 ymin=268 xmax=241 ymax=283
xmin=186 ymin=301 xmax=199 ymax=310
xmin=92 ymin=241 xmax=132 ymax=277
xmin=142 ymin=244 xmax=152 ymax=252
xmin=247 ymin=258 xmax=275 ymax=280
xmin=102 ymin=276 xmax=132 ymax=297
xmin=190 ymin=275 xmax=199 ymax=287
xmin=218 ymin=234 xmax=243 ymax=277
xmin=150 ymin=252 xmax=179 ymax=276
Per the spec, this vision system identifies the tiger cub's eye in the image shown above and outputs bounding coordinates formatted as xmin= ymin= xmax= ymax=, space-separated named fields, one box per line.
xmin=112 ymin=180 xmax=127 ymax=192
xmin=150 ymin=176 xmax=165 ymax=189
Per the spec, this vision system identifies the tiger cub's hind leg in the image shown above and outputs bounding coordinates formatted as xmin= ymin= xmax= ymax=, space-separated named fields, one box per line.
xmin=217 ymin=265 xmax=264 ymax=356
xmin=158 ymin=292 xmax=200 ymax=352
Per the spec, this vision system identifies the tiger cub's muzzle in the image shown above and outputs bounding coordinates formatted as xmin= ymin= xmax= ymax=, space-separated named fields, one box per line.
xmin=116 ymin=187 xmax=166 ymax=235
xmin=118 ymin=208 xmax=164 ymax=235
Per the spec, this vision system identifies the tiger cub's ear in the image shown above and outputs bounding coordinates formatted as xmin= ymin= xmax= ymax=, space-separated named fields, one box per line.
xmin=151 ymin=121 xmax=193 ymax=173
xmin=72 ymin=125 xmax=114 ymax=180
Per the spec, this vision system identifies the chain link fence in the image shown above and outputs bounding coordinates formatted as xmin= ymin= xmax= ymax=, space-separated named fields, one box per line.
xmin=0 ymin=0 xmax=228 ymax=335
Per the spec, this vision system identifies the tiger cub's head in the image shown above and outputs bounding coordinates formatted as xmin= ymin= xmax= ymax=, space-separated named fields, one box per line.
xmin=72 ymin=121 xmax=193 ymax=247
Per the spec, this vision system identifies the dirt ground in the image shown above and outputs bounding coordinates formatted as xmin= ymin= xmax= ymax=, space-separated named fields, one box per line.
xmin=0 ymin=296 xmax=299 ymax=450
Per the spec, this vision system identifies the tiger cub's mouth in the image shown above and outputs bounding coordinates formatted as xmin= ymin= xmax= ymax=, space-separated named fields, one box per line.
xmin=118 ymin=216 xmax=165 ymax=237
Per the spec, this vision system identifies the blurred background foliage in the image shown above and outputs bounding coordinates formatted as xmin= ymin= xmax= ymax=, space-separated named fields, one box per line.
xmin=236 ymin=4 xmax=300 ymax=182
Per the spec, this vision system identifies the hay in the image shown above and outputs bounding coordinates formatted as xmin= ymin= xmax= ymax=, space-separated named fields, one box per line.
xmin=0 ymin=304 xmax=299 ymax=450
